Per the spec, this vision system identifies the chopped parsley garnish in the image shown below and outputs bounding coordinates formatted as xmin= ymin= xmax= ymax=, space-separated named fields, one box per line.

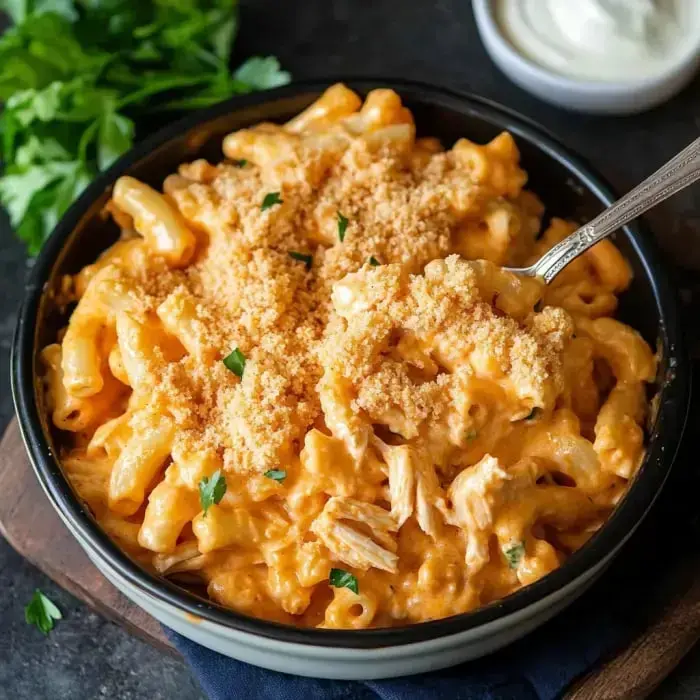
xmin=264 ymin=469 xmax=287 ymax=482
xmin=223 ymin=347 xmax=246 ymax=377
xmin=199 ymin=470 xmax=227 ymax=516
xmin=368 ymin=256 xmax=380 ymax=267
xmin=465 ymin=429 xmax=478 ymax=441
xmin=25 ymin=589 xmax=62 ymax=636
xmin=337 ymin=211 xmax=349 ymax=242
xmin=289 ymin=251 xmax=313 ymax=270
xmin=232 ymin=159 xmax=248 ymax=168
xmin=504 ymin=542 xmax=525 ymax=570
xmin=329 ymin=568 xmax=359 ymax=594
xmin=261 ymin=191 xmax=283 ymax=210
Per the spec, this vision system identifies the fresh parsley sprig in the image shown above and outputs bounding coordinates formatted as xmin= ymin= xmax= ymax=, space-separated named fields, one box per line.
xmin=25 ymin=589 xmax=62 ymax=635
xmin=0 ymin=1 xmax=290 ymax=255
xmin=223 ymin=347 xmax=246 ymax=377
xmin=264 ymin=469 xmax=286 ymax=482
xmin=199 ymin=470 xmax=227 ymax=516
xmin=337 ymin=211 xmax=348 ymax=242
xmin=329 ymin=568 xmax=359 ymax=594
xmin=261 ymin=191 xmax=283 ymax=210
xmin=504 ymin=542 xmax=525 ymax=570
xmin=289 ymin=251 xmax=312 ymax=270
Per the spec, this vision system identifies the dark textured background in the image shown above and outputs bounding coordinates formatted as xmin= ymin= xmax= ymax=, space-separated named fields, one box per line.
xmin=2 ymin=2 xmax=700 ymax=698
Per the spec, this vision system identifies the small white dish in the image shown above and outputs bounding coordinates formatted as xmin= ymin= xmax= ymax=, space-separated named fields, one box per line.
xmin=473 ymin=0 xmax=700 ymax=115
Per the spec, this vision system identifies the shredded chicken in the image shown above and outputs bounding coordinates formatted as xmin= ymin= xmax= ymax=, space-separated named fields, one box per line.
xmin=152 ymin=541 xmax=212 ymax=575
xmin=446 ymin=456 xmax=512 ymax=574
xmin=373 ymin=438 xmax=447 ymax=538
xmin=310 ymin=496 xmax=398 ymax=572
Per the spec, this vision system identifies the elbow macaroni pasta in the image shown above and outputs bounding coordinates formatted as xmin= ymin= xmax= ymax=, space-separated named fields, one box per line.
xmin=44 ymin=84 xmax=656 ymax=630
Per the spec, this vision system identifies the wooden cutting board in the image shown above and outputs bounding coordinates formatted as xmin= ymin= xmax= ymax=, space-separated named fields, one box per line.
xmin=2 ymin=416 xmax=700 ymax=699
xmin=0 ymin=419 xmax=172 ymax=654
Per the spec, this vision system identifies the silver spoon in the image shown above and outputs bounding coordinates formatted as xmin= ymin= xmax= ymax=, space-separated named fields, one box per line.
xmin=504 ymin=136 xmax=700 ymax=284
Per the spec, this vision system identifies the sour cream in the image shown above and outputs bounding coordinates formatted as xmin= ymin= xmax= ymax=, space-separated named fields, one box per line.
xmin=496 ymin=0 xmax=700 ymax=82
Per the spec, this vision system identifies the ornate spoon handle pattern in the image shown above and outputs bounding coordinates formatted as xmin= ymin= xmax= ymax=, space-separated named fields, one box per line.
xmin=505 ymin=136 xmax=700 ymax=284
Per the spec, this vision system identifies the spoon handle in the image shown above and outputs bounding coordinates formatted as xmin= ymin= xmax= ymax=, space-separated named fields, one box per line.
xmin=531 ymin=136 xmax=700 ymax=284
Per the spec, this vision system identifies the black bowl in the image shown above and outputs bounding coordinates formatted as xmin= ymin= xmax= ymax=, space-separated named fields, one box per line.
xmin=12 ymin=79 xmax=691 ymax=649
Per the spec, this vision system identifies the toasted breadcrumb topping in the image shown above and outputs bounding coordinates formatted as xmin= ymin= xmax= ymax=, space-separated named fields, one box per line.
xmin=96 ymin=124 xmax=573 ymax=476
xmin=324 ymin=257 xmax=569 ymax=454
xmin=50 ymin=86 xmax=657 ymax=630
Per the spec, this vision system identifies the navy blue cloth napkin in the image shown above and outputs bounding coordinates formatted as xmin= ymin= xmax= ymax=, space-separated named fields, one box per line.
xmin=164 ymin=581 xmax=626 ymax=700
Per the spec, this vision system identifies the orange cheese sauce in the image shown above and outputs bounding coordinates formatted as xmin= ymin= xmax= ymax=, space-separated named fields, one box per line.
xmin=44 ymin=84 xmax=655 ymax=629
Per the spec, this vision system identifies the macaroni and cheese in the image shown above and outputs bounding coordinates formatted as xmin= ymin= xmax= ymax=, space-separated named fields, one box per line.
xmin=42 ymin=84 xmax=655 ymax=629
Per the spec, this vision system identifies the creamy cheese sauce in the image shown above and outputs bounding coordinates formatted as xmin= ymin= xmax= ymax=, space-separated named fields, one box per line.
xmin=46 ymin=85 xmax=656 ymax=630
xmin=496 ymin=0 xmax=700 ymax=82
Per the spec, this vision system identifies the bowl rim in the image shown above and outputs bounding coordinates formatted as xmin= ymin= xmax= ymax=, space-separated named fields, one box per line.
xmin=472 ymin=0 xmax=700 ymax=94
xmin=12 ymin=77 xmax=691 ymax=650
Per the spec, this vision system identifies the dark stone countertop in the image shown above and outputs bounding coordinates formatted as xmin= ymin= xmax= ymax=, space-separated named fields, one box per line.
xmin=2 ymin=2 xmax=700 ymax=698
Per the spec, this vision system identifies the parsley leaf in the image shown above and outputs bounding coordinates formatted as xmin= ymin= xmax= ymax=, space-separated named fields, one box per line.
xmin=233 ymin=57 xmax=291 ymax=90
xmin=329 ymin=568 xmax=359 ymax=594
xmin=0 ymin=2 xmax=290 ymax=255
xmin=97 ymin=110 xmax=135 ymax=171
xmin=368 ymin=256 xmax=380 ymax=267
xmin=222 ymin=347 xmax=246 ymax=378
xmin=289 ymin=251 xmax=312 ymax=270
xmin=232 ymin=159 xmax=247 ymax=168
xmin=199 ymin=470 xmax=227 ymax=516
xmin=337 ymin=210 xmax=348 ymax=242
xmin=6 ymin=0 xmax=78 ymax=23
xmin=264 ymin=469 xmax=286 ymax=482
xmin=0 ymin=162 xmax=72 ymax=228
xmin=261 ymin=191 xmax=283 ymax=210
xmin=25 ymin=589 xmax=62 ymax=635
xmin=504 ymin=542 xmax=525 ymax=569
xmin=0 ymin=157 xmax=91 ymax=255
